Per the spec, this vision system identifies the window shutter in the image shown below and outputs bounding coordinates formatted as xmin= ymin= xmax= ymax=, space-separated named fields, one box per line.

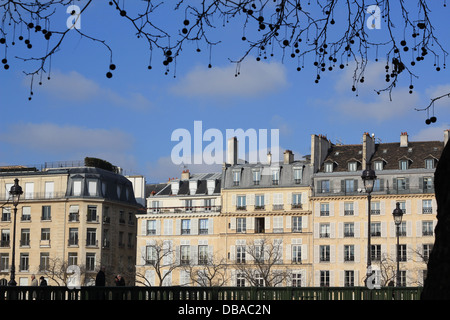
xmin=301 ymin=244 xmax=308 ymax=262
xmin=191 ymin=218 xmax=198 ymax=235
xmin=208 ymin=219 xmax=214 ymax=234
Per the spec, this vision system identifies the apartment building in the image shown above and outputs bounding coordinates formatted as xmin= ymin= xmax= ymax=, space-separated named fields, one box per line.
xmin=311 ymin=132 xmax=443 ymax=287
xmin=220 ymin=140 xmax=314 ymax=287
xmin=136 ymin=170 xmax=222 ymax=286
xmin=0 ymin=160 xmax=141 ymax=286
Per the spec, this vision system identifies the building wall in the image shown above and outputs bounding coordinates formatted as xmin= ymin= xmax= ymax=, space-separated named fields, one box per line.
xmin=0 ymin=167 xmax=140 ymax=286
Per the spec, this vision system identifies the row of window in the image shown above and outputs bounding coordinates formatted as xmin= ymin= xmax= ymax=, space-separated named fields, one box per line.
xmin=317 ymin=243 xmax=433 ymax=263
xmin=317 ymin=177 xmax=433 ymax=194
xmin=324 ymin=158 xmax=436 ymax=173
xmin=145 ymin=244 xmax=305 ymax=266
xmin=0 ymin=252 xmax=98 ymax=272
xmin=0 ymin=228 xmax=135 ymax=249
xmin=1 ymin=205 xmax=135 ymax=225
xmin=232 ymin=167 xmax=303 ymax=186
xmin=317 ymin=221 xmax=435 ymax=238
xmin=318 ymin=199 xmax=434 ymax=216
xmin=234 ymin=193 xmax=302 ymax=210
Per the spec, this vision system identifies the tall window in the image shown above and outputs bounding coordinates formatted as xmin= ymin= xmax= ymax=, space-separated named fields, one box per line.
xmin=87 ymin=206 xmax=97 ymax=222
xmin=237 ymin=196 xmax=246 ymax=210
xmin=272 ymin=170 xmax=280 ymax=185
xmin=292 ymin=273 xmax=302 ymax=287
xmin=44 ymin=181 xmax=54 ymax=198
xmin=88 ymin=180 xmax=97 ymax=196
xmin=73 ymin=180 xmax=82 ymax=196
xmin=344 ymin=245 xmax=354 ymax=261
xmin=236 ymin=218 xmax=246 ymax=233
xmin=320 ymin=203 xmax=329 ymax=216
xmin=198 ymin=245 xmax=208 ymax=265
xmin=320 ymin=245 xmax=330 ymax=262
xmin=146 ymin=246 xmax=156 ymax=265
xmin=293 ymin=168 xmax=302 ymax=184
xmin=292 ymin=245 xmax=302 ymax=263
xmin=68 ymin=228 xmax=78 ymax=246
xmin=180 ymin=246 xmax=190 ymax=265
xmin=422 ymin=200 xmax=432 ymax=214
xmin=320 ymin=180 xmax=330 ymax=193
xmin=344 ymin=271 xmax=355 ymax=287
xmin=344 ymin=202 xmax=354 ymax=215
xmin=86 ymin=228 xmax=97 ymax=246
xmin=86 ymin=253 xmax=96 ymax=271
xmin=255 ymin=194 xmax=265 ymax=209
xmin=320 ymin=224 xmax=330 ymax=238
xmin=181 ymin=219 xmax=191 ymax=235
xmin=344 ymin=223 xmax=354 ymax=237
xmin=233 ymin=171 xmax=240 ymax=186
xmin=292 ymin=216 xmax=302 ymax=233
xmin=41 ymin=206 xmax=51 ymax=221
xmin=236 ymin=246 xmax=246 ymax=264
xmin=399 ymin=160 xmax=409 ymax=170
xmin=199 ymin=219 xmax=208 ymax=234
xmin=292 ymin=193 xmax=302 ymax=208
xmin=320 ymin=271 xmax=330 ymax=287
xmin=253 ymin=170 xmax=261 ymax=185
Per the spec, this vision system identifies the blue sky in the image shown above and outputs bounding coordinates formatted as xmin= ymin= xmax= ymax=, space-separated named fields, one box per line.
xmin=1 ymin=1 xmax=450 ymax=183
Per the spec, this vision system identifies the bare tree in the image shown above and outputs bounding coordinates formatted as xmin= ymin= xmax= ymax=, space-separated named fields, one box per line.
xmin=235 ymin=238 xmax=291 ymax=287
xmin=39 ymin=257 xmax=90 ymax=286
xmin=0 ymin=1 xmax=448 ymax=117
xmin=136 ymin=240 xmax=178 ymax=286
xmin=182 ymin=251 xmax=229 ymax=287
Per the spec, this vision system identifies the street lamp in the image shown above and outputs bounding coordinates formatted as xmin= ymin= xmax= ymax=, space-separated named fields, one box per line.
xmin=392 ymin=202 xmax=404 ymax=287
xmin=8 ymin=178 xmax=23 ymax=286
xmin=361 ymin=164 xmax=377 ymax=286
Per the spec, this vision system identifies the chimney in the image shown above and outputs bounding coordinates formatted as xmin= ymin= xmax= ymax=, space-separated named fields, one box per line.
xmin=181 ymin=169 xmax=190 ymax=180
xmin=227 ymin=137 xmax=238 ymax=165
xmin=400 ymin=132 xmax=408 ymax=147
xmin=311 ymin=134 xmax=332 ymax=173
xmin=445 ymin=130 xmax=450 ymax=146
xmin=362 ymin=132 xmax=376 ymax=170
xmin=284 ymin=150 xmax=294 ymax=164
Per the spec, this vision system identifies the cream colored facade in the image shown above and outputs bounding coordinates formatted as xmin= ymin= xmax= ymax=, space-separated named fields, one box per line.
xmin=136 ymin=172 xmax=222 ymax=286
xmin=0 ymin=165 xmax=140 ymax=286
xmin=137 ymin=133 xmax=444 ymax=288
xmin=311 ymin=193 xmax=437 ymax=287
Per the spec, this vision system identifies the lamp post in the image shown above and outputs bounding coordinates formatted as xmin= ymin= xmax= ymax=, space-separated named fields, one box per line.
xmin=8 ymin=178 xmax=23 ymax=286
xmin=361 ymin=164 xmax=376 ymax=286
xmin=392 ymin=202 xmax=404 ymax=287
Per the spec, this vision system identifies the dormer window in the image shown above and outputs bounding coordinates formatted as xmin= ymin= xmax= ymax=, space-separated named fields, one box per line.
xmin=272 ymin=169 xmax=280 ymax=185
xmin=324 ymin=162 xmax=333 ymax=173
xmin=425 ymin=158 xmax=436 ymax=169
xmin=348 ymin=162 xmax=357 ymax=172
xmin=374 ymin=161 xmax=384 ymax=171
xmin=233 ymin=170 xmax=240 ymax=186
xmin=252 ymin=169 xmax=261 ymax=185
xmin=399 ymin=160 xmax=409 ymax=170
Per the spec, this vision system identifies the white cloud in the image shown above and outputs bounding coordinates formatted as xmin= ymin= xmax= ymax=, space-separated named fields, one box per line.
xmin=314 ymin=60 xmax=421 ymax=122
xmin=35 ymin=70 xmax=153 ymax=110
xmin=411 ymin=123 xmax=448 ymax=142
xmin=170 ymin=59 xmax=289 ymax=98
xmin=0 ymin=122 xmax=134 ymax=156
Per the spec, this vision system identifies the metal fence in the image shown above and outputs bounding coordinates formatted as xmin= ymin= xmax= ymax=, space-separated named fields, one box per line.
xmin=0 ymin=286 xmax=423 ymax=301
